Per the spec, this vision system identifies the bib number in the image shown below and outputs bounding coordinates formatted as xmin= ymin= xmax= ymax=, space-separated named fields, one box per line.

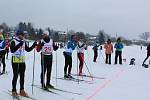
xmin=44 ymin=46 xmax=52 ymax=53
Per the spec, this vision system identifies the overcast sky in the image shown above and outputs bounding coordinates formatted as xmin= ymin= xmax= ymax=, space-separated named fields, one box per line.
xmin=0 ymin=0 xmax=150 ymax=39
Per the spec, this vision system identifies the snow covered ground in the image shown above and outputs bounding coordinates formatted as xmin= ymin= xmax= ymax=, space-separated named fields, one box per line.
xmin=0 ymin=44 xmax=150 ymax=100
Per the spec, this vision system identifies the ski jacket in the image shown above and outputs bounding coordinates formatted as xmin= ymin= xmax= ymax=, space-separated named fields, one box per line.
xmin=0 ymin=40 xmax=5 ymax=51
xmin=10 ymin=37 xmax=35 ymax=63
xmin=92 ymin=43 xmax=100 ymax=51
xmin=114 ymin=42 xmax=123 ymax=51
xmin=104 ymin=43 xmax=113 ymax=54
xmin=36 ymin=37 xmax=58 ymax=55
xmin=64 ymin=41 xmax=77 ymax=56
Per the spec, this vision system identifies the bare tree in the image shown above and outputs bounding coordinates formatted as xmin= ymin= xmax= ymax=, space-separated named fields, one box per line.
xmin=139 ymin=32 xmax=150 ymax=41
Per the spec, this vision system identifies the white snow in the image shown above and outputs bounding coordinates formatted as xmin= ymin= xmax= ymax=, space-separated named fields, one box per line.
xmin=0 ymin=44 xmax=150 ymax=100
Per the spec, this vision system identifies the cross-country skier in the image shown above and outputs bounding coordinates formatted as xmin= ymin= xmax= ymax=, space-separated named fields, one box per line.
xmin=104 ymin=39 xmax=113 ymax=64
xmin=63 ymin=35 xmax=77 ymax=78
xmin=36 ymin=31 xmax=58 ymax=89
xmin=10 ymin=30 xmax=37 ymax=97
xmin=0 ymin=30 xmax=6 ymax=74
xmin=114 ymin=37 xmax=123 ymax=64
xmin=0 ymin=35 xmax=6 ymax=74
xmin=92 ymin=41 xmax=100 ymax=62
xmin=77 ymin=39 xmax=87 ymax=75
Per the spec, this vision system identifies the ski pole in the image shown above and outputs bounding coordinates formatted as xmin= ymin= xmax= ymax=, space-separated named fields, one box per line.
xmin=77 ymin=52 xmax=79 ymax=84
xmin=42 ymin=53 xmax=45 ymax=89
xmin=86 ymin=46 xmax=93 ymax=77
xmin=55 ymin=50 xmax=58 ymax=87
xmin=32 ymin=49 xmax=35 ymax=95
xmin=0 ymin=58 xmax=1 ymax=73
xmin=83 ymin=60 xmax=93 ymax=81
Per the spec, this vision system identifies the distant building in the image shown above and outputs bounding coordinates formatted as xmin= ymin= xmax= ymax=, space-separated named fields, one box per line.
xmin=58 ymin=31 xmax=67 ymax=43
xmin=88 ymin=35 xmax=97 ymax=45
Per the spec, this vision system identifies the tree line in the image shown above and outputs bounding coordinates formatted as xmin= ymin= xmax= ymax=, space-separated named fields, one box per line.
xmin=0 ymin=22 xmax=148 ymax=46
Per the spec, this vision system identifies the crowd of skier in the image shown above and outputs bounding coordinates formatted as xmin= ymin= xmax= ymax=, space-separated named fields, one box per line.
xmin=0 ymin=29 xmax=149 ymax=98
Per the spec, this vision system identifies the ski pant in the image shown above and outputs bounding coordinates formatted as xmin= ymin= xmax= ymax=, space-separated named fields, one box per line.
xmin=12 ymin=61 xmax=26 ymax=92
xmin=105 ymin=54 xmax=111 ymax=64
xmin=41 ymin=54 xmax=53 ymax=86
xmin=0 ymin=50 xmax=6 ymax=72
xmin=77 ymin=53 xmax=84 ymax=74
xmin=63 ymin=52 xmax=72 ymax=75
xmin=115 ymin=51 xmax=122 ymax=64
xmin=143 ymin=53 xmax=150 ymax=64
xmin=93 ymin=50 xmax=98 ymax=62
xmin=5 ymin=48 xmax=9 ymax=59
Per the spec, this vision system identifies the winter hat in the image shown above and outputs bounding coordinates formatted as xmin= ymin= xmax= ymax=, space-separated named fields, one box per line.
xmin=96 ymin=41 xmax=99 ymax=43
xmin=71 ymin=35 xmax=76 ymax=40
xmin=16 ymin=30 xmax=24 ymax=36
xmin=117 ymin=37 xmax=121 ymax=42
xmin=0 ymin=29 xmax=3 ymax=33
xmin=42 ymin=31 xmax=49 ymax=36
xmin=107 ymin=39 xmax=111 ymax=43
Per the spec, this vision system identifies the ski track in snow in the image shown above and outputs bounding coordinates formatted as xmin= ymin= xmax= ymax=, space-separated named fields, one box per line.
xmin=86 ymin=68 xmax=126 ymax=100
xmin=1 ymin=44 xmax=150 ymax=100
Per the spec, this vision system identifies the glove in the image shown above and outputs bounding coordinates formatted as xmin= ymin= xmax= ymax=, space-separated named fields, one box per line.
xmin=19 ymin=41 xmax=24 ymax=46
xmin=81 ymin=44 xmax=85 ymax=48
xmin=41 ymin=42 xmax=44 ymax=46
xmin=85 ymin=47 xmax=87 ymax=50
xmin=33 ymin=41 xmax=37 ymax=47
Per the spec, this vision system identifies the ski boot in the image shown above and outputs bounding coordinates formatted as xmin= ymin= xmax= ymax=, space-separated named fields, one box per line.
xmin=64 ymin=74 xmax=69 ymax=79
xmin=68 ymin=74 xmax=73 ymax=79
xmin=46 ymin=84 xmax=54 ymax=89
xmin=20 ymin=90 xmax=28 ymax=97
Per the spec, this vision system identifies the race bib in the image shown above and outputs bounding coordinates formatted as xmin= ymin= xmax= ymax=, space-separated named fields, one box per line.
xmin=44 ymin=46 xmax=52 ymax=53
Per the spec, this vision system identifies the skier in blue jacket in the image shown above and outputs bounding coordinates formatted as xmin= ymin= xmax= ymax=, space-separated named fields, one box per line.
xmin=63 ymin=35 xmax=77 ymax=78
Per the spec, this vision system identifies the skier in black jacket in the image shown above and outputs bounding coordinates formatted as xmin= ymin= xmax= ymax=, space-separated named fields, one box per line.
xmin=10 ymin=30 xmax=37 ymax=97
xmin=92 ymin=41 xmax=100 ymax=62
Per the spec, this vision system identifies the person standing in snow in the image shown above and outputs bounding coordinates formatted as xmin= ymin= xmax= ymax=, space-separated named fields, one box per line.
xmin=104 ymin=39 xmax=113 ymax=64
xmin=114 ymin=37 xmax=123 ymax=64
xmin=77 ymin=39 xmax=87 ymax=75
xmin=0 ymin=35 xmax=6 ymax=74
xmin=140 ymin=44 xmax=142 ymax=50
xmin=36 ymin=31 xmax=58 ymax=89
xmin=142 ymin=44 xmax=150 ymax=66
xmin=10 ymin=30 xmax=37 ymax=97
xmin=63 ymin=35 xmax=77 ymax=78
xmin=0 ymin=30 xmax=6 ymax=74
xmin=92 ymin=41 xmax=100 ymax=62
